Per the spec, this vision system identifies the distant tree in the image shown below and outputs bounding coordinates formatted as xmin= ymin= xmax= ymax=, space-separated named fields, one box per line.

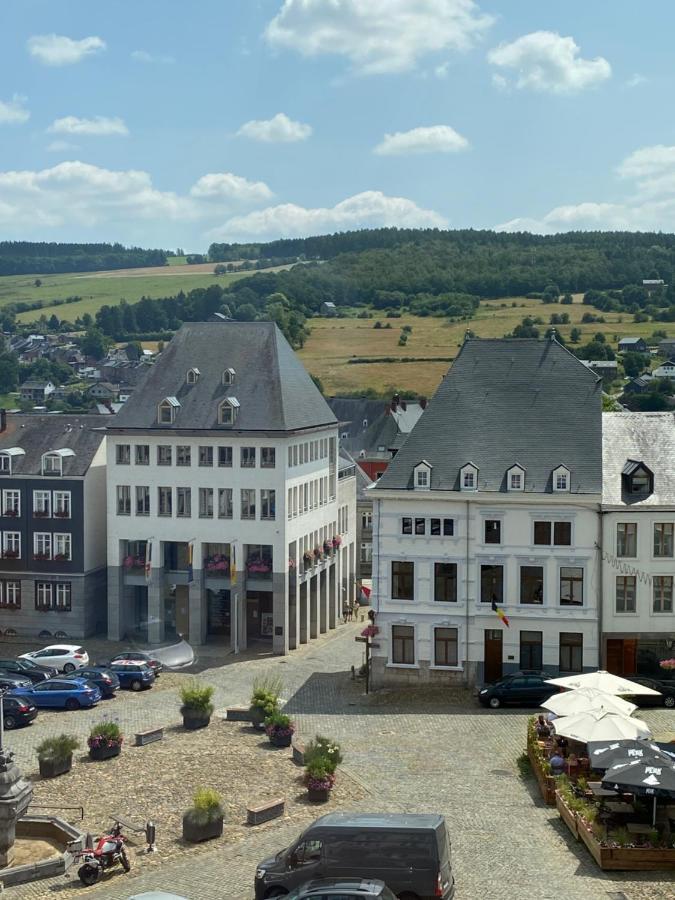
xmin=0 ymin=338 xmax=19 ymax=392
xmin=623 ymin=352 xmax=649 ymax=378
xmin=214 ymin=264 xmax=227 ymax=276
xmin=561 ymin=293 xmax=573 ymax=305
xmin=34 ymin=278 xmax=42 ymax=287
xmin=631 ymin=392 xmax=669 ymax=411
xmin=234 ymin=303 xmax=257 ymax=322
xmin=545 ymin=327 xmax=566 ymax=345
xmin=373 ymin=321 xmax=382 ymax=329
xmin=542 ymin=283 xmax=560 ymax=303
xmin=602 ymin=395 xmax=620 ymax=411
xmin=81 ymin=312 xmax=93 ymax=329
xmin=576 ymin=341 xmax=615 ymax=361
xmin=310 ymin=373 xmax=325 ymax=395
xmin=570 ymin=327 xmax=582 ymax=343
xmin=657 ymin=377 xmax=674 ymax=395
xmin=79 ymin=326 xmax=110 ymax=360
xmin=47 ymin=314 xmax=60 ymax=330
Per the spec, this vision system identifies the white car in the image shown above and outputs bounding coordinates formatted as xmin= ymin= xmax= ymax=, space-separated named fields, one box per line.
xmin=19 ymin=645 xmax=89 ymax=673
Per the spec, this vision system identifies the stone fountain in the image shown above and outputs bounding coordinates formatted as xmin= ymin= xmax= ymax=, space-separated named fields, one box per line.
xmin=0 ymin=748 xmax=32 ymax=866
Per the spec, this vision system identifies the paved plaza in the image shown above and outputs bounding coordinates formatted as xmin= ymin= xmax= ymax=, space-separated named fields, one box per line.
xmin=4 ymin=624 xmax=675 ymax=900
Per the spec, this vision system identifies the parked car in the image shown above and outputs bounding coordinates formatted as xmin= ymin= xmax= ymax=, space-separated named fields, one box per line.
xmin=0 ymin=658 xmax=58 ymax=681
xmin=108 ymin=660 xmax=155 ymax=692
xmin=478 ymin=671 xmax=555 ymax=709
xmin=12 ymin=677 xmax=101 ymax=710
xmin=254 ymin=813 xmax=454 ymax=900
xmin=109 ymin=651 xmax=163 ymax=676
xmin=19 ymin=645 xmax=89 ymax=673
xmin=2 ymin=695 xmax=38 ymax=729
xmin=64 ymin=666 xmax=120 ymax=698
xmin=623 ymin=675 xmax=675 ymax=708
xmin=286 ymin=880 xmax=397 ymax=900
xmin=0 ymin=673 xmax=32 ymax=691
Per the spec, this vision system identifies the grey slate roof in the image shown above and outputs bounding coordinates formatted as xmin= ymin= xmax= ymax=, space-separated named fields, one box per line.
xmin=0 ymin=415 xmax=104 ymax=476
xmin=375 ymin=338 xmax=603 ymax=494
xmin=602 ymin=412 xmax=675 ymax=506
xmin=328 ymin=398 xmax=424 ymax=459
xmin=111 ymin=322 xmax=336 ymax=433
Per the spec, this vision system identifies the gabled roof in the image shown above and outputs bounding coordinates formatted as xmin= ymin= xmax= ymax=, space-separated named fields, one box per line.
xmin=20 ymin=380 xmax=52 ymax=389
xmin=619 ymin=336 xmax=646 ymax=344
xmin=603 ymin=413 xmax=675 ymax=506
xmin=376 ymin=339 xmax=602 ymax=494
xmin=0 ymin=415 xmax=104 ymax=476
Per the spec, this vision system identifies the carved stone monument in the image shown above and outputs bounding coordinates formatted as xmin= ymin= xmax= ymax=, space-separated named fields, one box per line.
xmin=0 ymin=749 xmax=33 ymax=866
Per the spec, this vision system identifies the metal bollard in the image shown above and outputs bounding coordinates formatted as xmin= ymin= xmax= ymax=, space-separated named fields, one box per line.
xmin=145 ymin=821 xmax=157 ymax=852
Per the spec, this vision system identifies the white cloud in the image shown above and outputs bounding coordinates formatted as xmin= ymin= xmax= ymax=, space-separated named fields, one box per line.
xmin=434 ymin=62 xmax=450 ymax=79
xmin=237 ymin=112 xmax=312 ymax=143
xmin=27 ymin=34 xmax=106 ymax=66
xmin=0 ymin=95 xmax=29 ymax=125
xmin=48 ymin=116 xmax=129 ymax=137
xmin=487 ymin=31 xmax=611 ymax=94
xmin=374 ymin=125 xmax=468 ymax=156
xmin=626 ymin=73 xmax=647 ymax=88
xmin=265 ymin=0 xmax=493 ymax=75
xmin=46 ymin=140 xmax=79 ymax=153
xmin=131 ymin=50 xmax=175 ymax=64
xmin=190 ymin=173 xmax=274 ymax=204
xmin=211 ymin=190 xmax=447 ymax=240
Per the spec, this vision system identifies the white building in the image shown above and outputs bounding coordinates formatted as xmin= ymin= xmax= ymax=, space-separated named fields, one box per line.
xmin=652 ymin=359 xmax=675 ymax=379
xmin=369 ymin=338 xmax=603 ymax=687
xmin=105 ymin=322 xmax=356 ymax=654
xmin=601 ymin=412 xmax=675 ymax=677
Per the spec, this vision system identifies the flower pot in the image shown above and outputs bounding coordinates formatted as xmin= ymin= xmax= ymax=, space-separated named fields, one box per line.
xmin=182 ymin=710 xmax=211 ymax=731
xmin=269 ymin=731 xmax=293 ymax=748
xmin=307 ymin=787 xmax=331 ymax=803
xmin=249 ymin=705 xmax=266 ymax=728
xmin=88 ymin=743 xmax=121 ymax=761
xmin=182 ymin=813 xmax=223 ymax=843
xmin=39 ymin=754 xmax=72 ymax=778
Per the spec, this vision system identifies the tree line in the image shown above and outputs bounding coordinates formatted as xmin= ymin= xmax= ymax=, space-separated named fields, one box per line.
xmin=0 ymin=241 xmax=167 ymax=276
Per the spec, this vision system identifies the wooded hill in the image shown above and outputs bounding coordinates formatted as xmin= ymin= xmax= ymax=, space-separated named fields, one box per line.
xmin=0 ymin=241 xmax=167 ymax=276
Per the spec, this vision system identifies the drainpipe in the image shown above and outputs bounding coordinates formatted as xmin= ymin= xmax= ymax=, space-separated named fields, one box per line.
xmin=598 ymin=507 xmax=604 ymax=670
xmin=465 ymin=499 xmax=471 ymax=688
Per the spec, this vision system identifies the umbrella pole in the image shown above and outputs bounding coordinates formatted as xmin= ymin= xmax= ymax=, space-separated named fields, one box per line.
xmin=653 ymin=795 xmax=657 ymax=827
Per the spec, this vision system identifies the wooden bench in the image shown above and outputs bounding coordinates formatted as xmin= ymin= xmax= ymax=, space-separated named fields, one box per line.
xmin=292 ymin=741 xmax=305 ymax=766
xmin=134 ymin=727 xmax=163 ymax=747
xmin=226 ymin=706 xmax=252 ymax=722
xmin=247 ymin=798 xmax=285 ymax=826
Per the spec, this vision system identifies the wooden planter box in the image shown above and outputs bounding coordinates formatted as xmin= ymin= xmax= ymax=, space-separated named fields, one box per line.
xmin=38 ymin=755 xmax=72 ymax=779
xmin=269 ymin=731 xmax=293 ymax=748
xmin=182 ymin=710 xmax=211 ymax=731
xmin=182 ymin=813 xmax=223 ymax=843
xmin=528 ymin=741 xmax=556 ymax=806
xmin=88 ymin=743 xmax=121 ymax=761
xmin=555 ymin=791 xmax=579 ymax=840
xmin=307 ymin=787 xmax=331 ymax=803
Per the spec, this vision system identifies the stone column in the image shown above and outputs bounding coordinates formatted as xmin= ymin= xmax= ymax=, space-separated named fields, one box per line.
xmin=299 ymin=581 xmax=308 ymax=644
xmin=309 ymin=573 xmax=318 ymax=640
xmin=107 ymin=566 xmax=123 ymax=641
xmin=188 ymin=572 xmax=205 ymax=646
xmin=147 ymin=577 xmax=164 ymax=645
xmin=328 ymin=564 xmax=336 ymax=629
xmin=319 ymin=568 xmax=328 ymax=634
xmin=0 ymin=750 xmax=32 ymax=867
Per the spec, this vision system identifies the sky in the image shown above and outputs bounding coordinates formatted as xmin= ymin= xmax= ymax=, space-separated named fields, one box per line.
xmin=2 ymin=0 xmax=675 ymax=250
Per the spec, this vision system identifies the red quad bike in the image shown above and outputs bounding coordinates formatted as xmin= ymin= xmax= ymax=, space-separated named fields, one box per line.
xmin=71 ymin=821 xmax=131 ymax=885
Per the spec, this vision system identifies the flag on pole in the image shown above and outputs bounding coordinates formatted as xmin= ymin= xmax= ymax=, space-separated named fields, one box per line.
xmin=187 ymin=540 xmax=194 ymax=583
xmin=144 ymin=540 xmax=153 ymax=583
xmin=230 ymin=543 xmax=237 ymax=586
xmin=491 ymin=596 xmax=510 ymax=627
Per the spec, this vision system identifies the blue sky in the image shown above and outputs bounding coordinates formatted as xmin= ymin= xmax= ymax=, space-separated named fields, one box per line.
xmin=2 ymin=0 xmax=675 ymax=249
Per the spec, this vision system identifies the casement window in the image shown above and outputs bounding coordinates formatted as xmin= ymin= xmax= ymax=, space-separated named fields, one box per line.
xmin=135 ymin=444 xmax=150 ymax=465
xmin=360 ymin=543 xmax=372 ymax=563
xmin=485 ymin=520 xmax=501 ymax=544
xmin=534 ymin=521 xmax=571 ymax=546
xmin=653 ymin=575 xmax=673 ymax=613
xmin=53 ymin=491 xmax=70 ymax=518
xmin=416 ymin=468 xmax=429 ymax=488
xmin=176 ymin=487 xmax=191 ymax=518
xmin=199 ymin=446 xmax=213 ymax=467
xmin=391 ymin=561 xmax=414 ymax=600
xmin=361 ymin=511 xmax=373 ymax=529
xmin=157 ymin=445 xmax=172 ymax=466
xmin=35 ymin=581 xmax=72 ymax=611
xmin=218 ymin=446 xmax=232 ymax=468
xmin=54 ymin=533 xmax=72 ymax=561
xmin=241 ymin=447 xmax=256 ymax=468
xmin=617 ymin=523 xmax=637 ymax=557
xmin=33 ymin=490 xmax=51 ymax=517
xmin=42 ymin=453 xmax=62 ymax=476
xmin=391 ymin=625 xmax=415 ymax=665
xmin=616 ymin=575 xmax=636 ymax=613
xmin=555 ymin=472 xmax=569 ymax=491
xmin=0 ymin=581 xmax=20 ymax=609
xmin=116 ymin=485 xmax=131 ymax=515
xmin=134 ymin=486 xmax=150 ymax=516
xmin=434 ymin=627 xmax=458 ymax=667
xmin=414 ymin=518 xmax=426 ymax=535
xmin=430 ymin=518 xmax=454 ymax=536
xmin=462 ymin=470 xmax=475 ymax=490
xmin=157 ymin=399 xmax=176 ymax=424
xmin=199 ymin=488 xmax=214 ymax=518
xmin=0 ymin=454 xmax=9 ymax=473
xmin=402 ymin=517 xmax=412 ymax=535
xmin=559 ymin=632 xmax=583 ymax=673
xmin=480 ymin=564 xmax=503 ymax=603
xmin=34 ymin=532 xmax=52 ymax=560
xmin=176 ymin=445 xmax=191 ymax=466
xmin=520 ymin=631 xmax=543 ymax=670
xmin=218 ymin=488 xmax=233 ymax=519
xmin=116 ymin=444 xmax=130 ymax=465
xmin=261 ymin=447 xmax=276 ymax=468
xmin=434 ymin=563 xmax=457 ymax=602
xmin=241 ymin=489 xmax=256 ymax=520
xmin=654 ymin=523 xmax=674 ymax=558
xmin=560 ymin=567 xmax=584 ymax=606
xmin=520 ymin=566 xmax=544 ymax=605
xmin=261 ymin=489 xmax=276 ymax=520
xmin=158 ymin=487 xmax=172 ymax=517
xmin=55 ymin=583 xmax=72 ymax=611
xmin=35 ymin=582 xmax=53 ymax=610
xmin=2 ymin=490 xmax=20 ymax=517
xmin=2 ymin=532 xmax=20 ymax=559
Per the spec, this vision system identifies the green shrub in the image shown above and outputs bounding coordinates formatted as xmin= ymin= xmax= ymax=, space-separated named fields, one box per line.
xmin=180 ymin=682 xmax=214 ymax=715
xmin=250 ymin=674 xmax=283 ymax=715
xmin=304 ymin=735 xmax=343 ymax=773
xmin=611 ymin=826 xmax=631 ymax=848
xmin=516 ymin=752 xmax=532 ymax=779
xmin=36 ymin=734 xmax=79 ymax=762
xmin=186 ymin=788 xmax=223 ymax=825
xmin=89 ymin=722 xmax=122 ymax=742
xmin=265 ymin=711 xmax=292 ymax=729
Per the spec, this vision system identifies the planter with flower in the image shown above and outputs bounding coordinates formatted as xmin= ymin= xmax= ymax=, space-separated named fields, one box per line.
xmin=247 ymin=557 xmax=272 ymax=577
xmin=204 ymin=554 xmax=230 ymax=576
xmin=37 ymin=734 xmax=79 ymax=778
xmin=288 ymin=557 xmax=296 ymax=569
xmin=33 ymin=510 xmax=49 ymax=519
xmin=332 ymin=535 xmax=342 ymax=550
xmin=2 ymin=549 xmax=19 ymax=560
xmin=323 ymin=540 xmax=333 ymax=558
xmin=659 ymin=659 xmax=675 ymax=671
xmin=123 ymin=554 xmax=146 ymax=573
xmin=249 ymin=675 xmax=282 ymax=728
xmin=88 ymin=722 xmax=123 ymax=761
xmin=313 ymin=547 xmax=323 ymax=564
xmin=4 ymin=508 xmax=18 ymax=518
xmin=33 ymin=552 xmax=50 ymax=561
xmin=180 ymin=682 xmax=214 ymax=730
xmin=53 ymin=553 xmax=69 ymax=562
xmin=183 ymin=788 xmax=224 ymax=843
xmin=302 ymin=551 xmax=313 ymax=572
xmin=265 ymin=711 xmax=295 ymax=748
xmin=54 ymin=509 xmax=70 ymax=519
xmin=360 ymin=624 xmax=379 ymax=639
xmin=303 ymin=735 xmax=343 ymax=802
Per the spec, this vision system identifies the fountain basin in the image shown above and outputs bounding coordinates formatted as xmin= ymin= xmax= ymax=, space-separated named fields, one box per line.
xmin=0 ymin=815 xmax=86 ymax=887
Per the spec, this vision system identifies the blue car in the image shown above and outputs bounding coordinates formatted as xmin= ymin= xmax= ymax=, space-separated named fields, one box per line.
xmin=108 ymin=661 xmax=155 ymax=691
xmin=11 ymin=677 xmax=101 ymax=710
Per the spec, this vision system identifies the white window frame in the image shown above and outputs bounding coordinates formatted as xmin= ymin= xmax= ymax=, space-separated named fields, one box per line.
xmin=0 ymin=454 xmax=10 ymax=474
xmin=507 ymin=466 xmax=525 ymax=492
xmin=158 ymin=398 xmax=178 ymax=424
xmin=2 ymin=489 xmax=20 ymax=517
xmin=33 ymin=490 xmax=51 ymax=517
xmin=414 ymin=463 xmax=431 ymax=491
xmin=553 ymin=465 xmax=570 ymax=492
xmin=55 ymin=583 xmax=71 ymax=610
xmin=431 ymin=624 xmax=461 ymax=670
xmin=34 ymin=532 xmax=52 ymax=560
xmin=42 ymin=453 xmax=62 ymax=476
xmin=2 ymin=532 xmax=20 ymax=559
xmin=54 ymin=533 xmax=72 ymax=561
xmin=36 ymin=582 xmax=53 ymax=609
xmin=2 ymin=580 xmax=20 ymax=607
xmin=653 ymin=575 xmax=673 ymax=614
xmin=460 ymin=464 xmax=478 ymax=492
xmin=388 ymin=622 xmax=418 ymax=669
xmin=186 ymin=368 xmax=200 ymax=384
xmin=53 ymin=490 xmax=71 ymax=519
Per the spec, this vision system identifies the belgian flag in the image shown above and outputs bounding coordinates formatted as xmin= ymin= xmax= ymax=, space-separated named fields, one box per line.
xmin=491 ymin=596 xmax=510 ymax=627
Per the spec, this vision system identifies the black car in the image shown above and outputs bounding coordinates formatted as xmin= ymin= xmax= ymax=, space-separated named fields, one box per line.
xmin=2 ymin=695 xmax=38 ymax=729
xmin=478 ymin=671 xmax=555 ymax=709
xmin=108 ymin=661 xmax=155 ymax=691
xmin=0 ymin=673 xmax=33 ymax=691
xmin=0 ymin=658 xmax=58 ymax=682
xmin=64 ymin=667 xmax=120 ymax=698
xmin=623 ymin=675 xmax=675 ymax=708
xmin=109 ymin=651 xmax=163 ymax=676
xmin=287 ymin=880 xmax=397 ymax=900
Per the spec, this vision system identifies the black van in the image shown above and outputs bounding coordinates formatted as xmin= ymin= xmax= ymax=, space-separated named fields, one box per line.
xmin=254 ymin=813 xmax=454 ymax=900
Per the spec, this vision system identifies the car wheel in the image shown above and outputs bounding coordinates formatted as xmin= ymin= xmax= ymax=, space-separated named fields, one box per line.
xmin=130 ymin=679 xmax=142 ymax=692
xmin=4 ymin=715 xmax=17 ymax=730
xmin=63 ymin=663 xmax=75 ymax=673
xmin=488 ymin=696 xmax=501 ymax=709
xmin=664 ymin=695 xmax=675 ymax=708
xmin=65 ymin=698 xmax=80 ymax=711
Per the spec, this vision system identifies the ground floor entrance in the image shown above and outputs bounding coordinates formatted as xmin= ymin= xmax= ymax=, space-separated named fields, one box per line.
xmin=484 ymin=629 xmax=503 ymax=682
xmin=207 ymin=588 xmax=231 ymax=637
xmin=246 ymin=591 xmax=273 ymax=641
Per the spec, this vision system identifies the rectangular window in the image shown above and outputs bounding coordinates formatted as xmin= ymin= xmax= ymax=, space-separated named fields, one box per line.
xmin=33 ymin=490 xmax=51 ymax=517
xmin=2 ymin=489 xmax=20 ymax=517
xmin=391 ymin=625 xmax=415 ymax=665
xmin=360 ymin=542 xmax=372 ymax=563
xmin=261 ymin=447 xmax=276 ymax=468
xmin=520 ymin=566 xmax=544 ymax=604
xmin=158 ymin=487 xmax=172 ymax=517
xmin=116 ymin=444 xmax=130 ymax=465
xmin=55 ymin=583 xmax=71 ymax=611
xmin=556 ymin=473 xmax=568 ymax=491
xmin=653 ymin=575 xmax=673 ymax=613
xmin=34 ymin=532 xmax=52 ymax=560
xmin=135 ymin=444 xmax=149 ymax=465
xmin=2 ymin=532 xmax=20 ymax=559
xmin=54 ymin=533 xmax=72 ymax=561
xmin=414 ymin=517 xmax=426 ymax=535
xmin=42 ymin=454 xmax=61 ymax=475
xmin=176 ymin=445 xmax=191 ymax=466
xmin=416 ymin=469 xmax=428 ymax=487
xmin=218 ymin=488 xmax=233 ymax=519
xmin=218 ymin=446 xmax=232 ymax=468
xmin=176 ymin=487 xmax=191 ymax=518
xmin=157 ymin=445 xmax=172 ymax=466
xmin=434 ymin=627 xmax=458 ymax=667
xmin=135 ymin=485 xmax=150 ymax=516
xmin=53 ymin=491 xmax=70 ymax=518
xmin=116 ymin=485 xmax=131 ymax=515
xmin=261 ymin=489 xmax=276 ymax=520
xmin=654 ymin=523 xmax=674 ymax=558
xmin=241 ymin=447 xmax=256 ymax=468
xmin=559 ymin=632 xmax=583 ymax=673
xmin=434 ymin=562 xmax=457 ymax=602
xmin=0 ymin=456 xmax=8 ymax=473
xmin=429 ymin=517 xmax=454 ymax=536
xmin=485 ymin=520 xmax=501 ymax=544
xmin=554 ymin=522 xmax=572 ymax=546
xmin=361 ymin=511 xmax=373 ymax=529
xmin=520 ymin=631 xmax=543 ymax=670
xmin=560 ymin=567 xmax=584 ymax=606
xmin=617 ymin=523 xmax=637 ymax=557
xmin=463 ymin=471 xmax=475 ymax=489
xmin=241 ymin=489 xmax=256 ymax=520
xmin=292 ymin=445 xmax=298 ymax=467
xmin=0 ymin=581 xmax=20 ymax=609
xmin=199 ymin=487 xmax=214 ymax=518
xmin=35 ymin=582 xmax=53 ymax=610
xmin=616 ymin=575 xmax=636 ymax=612
xmin=391 ymin=561 xmax=414 ymax=601
xmin=402 ymin=517 xmax=412 ymax=535
xmin=199 ymin=446 xmax=213 ymax=467
xmin=480 ymin=564 xmax=503 ymax=603
xmin=534 ymin=521 xmax=551 ymax=545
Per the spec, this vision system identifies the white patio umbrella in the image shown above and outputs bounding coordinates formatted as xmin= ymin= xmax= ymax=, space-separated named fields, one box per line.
xmin=545 ymin=670 xmax=661 ymax=697
xmin=542 ymin=687 xmax=637 ymax=718
xmin=552 ymin=708 xmax=652 ymax=744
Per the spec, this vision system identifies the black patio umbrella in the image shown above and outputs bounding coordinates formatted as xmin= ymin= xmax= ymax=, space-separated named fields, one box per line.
xmin=587 ymin=739 xmax=674 ymax=771
xmin=602 ymin=753 xmax=675 ymax=824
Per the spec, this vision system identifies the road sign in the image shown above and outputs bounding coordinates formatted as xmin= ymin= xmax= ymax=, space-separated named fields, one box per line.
xmin=355 ymin=636 xmax=367 ymax=643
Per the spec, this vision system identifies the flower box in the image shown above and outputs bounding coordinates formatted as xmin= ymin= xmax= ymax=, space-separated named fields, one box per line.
xmin=182 ymin=813 xmax=223 ymax=843
xmin=33 ymin=553 xmax=50 ymax=561
xmin=53 ymin=553 xmax=70 ymax=562
xmin=54 ymin=511 xmax=70 ymax=519
xmin=182 ymin=709 xmax=211 ymax=731
xmin=2 ymin=551 xmax=19 ymax=559
xmin=33 ymin=510 xmax=49 ymax=518
xmin=555 ymin=791 xmax=579 ymax=839
xmin=88 ymin=743 xmax=121 ymax=761
xmin=3 ymin=509 xmax=19 ymax=518
xmin=307 ymin=787 xmax=331 ymax=802
xmin=39 ymin=754 xmax=73 ymax=779
xmin=247 ymin=561 xmax=272 ymax=575
xmin=528 ymin=740 xmax=556 ymax=806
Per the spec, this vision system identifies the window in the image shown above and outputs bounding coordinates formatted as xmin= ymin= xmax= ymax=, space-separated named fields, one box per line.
xmin=176 ymin=487 xmax=191 ymax=518
xmin=198 ymin=446 xmax=213 ymax=467
xmin=135 ymin=445 xmax=149 ymax=465
xmin=158 ymin=487 xmax=172 ymax=517
xmin=241 ymin=489 xmax=256 ymax=520
xmin=361 ymin=511 xmax=373 ymax=530
xmin=261 ymin=489 xmax=276 ymax=520
xmin=0 ymin=581 xmax=20 ymax=609
xmin=241 ymin=447 xmax=256 ymax=468
xmin=617 ymin=523 xmax=637 ymax=557
xmin=0 ymin=454 xmax=10 ymax=473
xmin=218 ymin=399 xmax=238 ymax=425
xmin=402 ymin=517 xmax=412 ymax=535
xmin=391 ymin=625 xmax=415 ymax=665
xmin=157 ymin=445 xmax=172 ymax=466
xmin=559 ymin=633 xmax=583 ymax=673
xmin=434 ymin=627 xmax=458 ymax=667
xmin=391 ymin=561 xmax=414 ymax=600
xmin=199 ymin=488 xmax=214 ymax=518
xmin=520 ymin=631 xmax=543 ymax=670
xmin=34 ymin=532 xmax=52 ymax=560
xmin=42 ymin=453 xmax=62 ymax=475
xmin=218 ymin=446 xmax=232 ymax=467
xmin=485 ymin=520 xmax=501 ymax=544
xmin=292 ymin=445 xmax=298 ymax=467
xmin=414 ymin=517 xmax=426 ymax=535
xmin=35 ymin=582 xmax=53 ymax=610
xmin=616 ymin=575 xmax=636 ymax=613
xmin=33 ymin=490 xmax=51 ymax=517
xmin=653 ymin=576 xmax=673 ymax=613
xmin=218 ymin=488 xmax=233 ymax=519
xmin=434 ymin=562 xmax=457 ymax=602
xmin=360 ymin=542 xmax=372 ymax=563
xmin=222 ymin=368 xmax=235 ymax=385
xmin=534 ymin=521 xmax=571 ymax=546
xmin=520 ymin=566 xmax=544 ymax=605
xmin=53 ymin=491 xmax=70 ymax=518
xmin=116 ymin=444 xmax=130 ymax=465
xmin=654 ymin=523 xmax=674 ymax=558
xmin=54 ymin=533 xmax=71 ymax=561
xmin=461 ymin=468 xmax=476 ymax=490
xmin=508 ymin=467 xmax=524 ymax=491
xmin=157 ymin=398 xmax=177 ymax=424
xmin=261 ymin=447 xmax=276 ymax=468
xmin=432 ymin=518 xmax=454 ymax=536
xmin=136 ymin=486 xmax=150 ymax=516
xmin=116 ymin=485 xmax=131 ymax=515
xmin=480 ymin=564 xmax=503 ymax=603
xmin=55 ymin=583 xmax=71 ymax=611
xmin=416 ymin=469 xmax=429 ymax=488
xmin=2 ymin=532 xmax=20 ymax=559
xmin=560 ymin=567 xmax=583 ymax=606
xmin=186 ymin=368 xmax=200 ymax=384
xmin=2 ymin=490 xmax=20 ymax=517
xmin=176 ymin=445 xmax=191 ymax=466
xmin=554 ymin=467 xmax=570 ymax=491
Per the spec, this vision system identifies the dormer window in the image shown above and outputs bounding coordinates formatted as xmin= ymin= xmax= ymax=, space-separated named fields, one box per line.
xmin=507 ymin=464 xmax=525 ymax=492
xmin=186 ymin=368 xmax=200 ymax=384
xmin=41 ymin=448 xmax=75 ymax=476
xmin=222 ymin=368 xmax=236 ymax=386
xmin=553 ymin=465 xmax=570 ymax=492
xmin=0 ymin=448 xmax=25 ymax=475
xmin=218 ymin=396 xmax=240 ymax=425
xmin=158 ymin=396 xmax=180 ymax=424
xmin=413 ymin=460 xmax=432 ymax=491
xmin=622 ymin=460 xmax=654 ymax=497
xmin=460 ymin=463 xmax=478 ymax=491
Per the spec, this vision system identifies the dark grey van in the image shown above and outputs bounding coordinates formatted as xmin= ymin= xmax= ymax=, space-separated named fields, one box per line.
xmin=254 ymin=813 xmax=454 ymax=900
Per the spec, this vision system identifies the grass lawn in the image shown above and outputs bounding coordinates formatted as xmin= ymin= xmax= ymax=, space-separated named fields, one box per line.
xmin=166 ymin=256 xmax=188 ymax=265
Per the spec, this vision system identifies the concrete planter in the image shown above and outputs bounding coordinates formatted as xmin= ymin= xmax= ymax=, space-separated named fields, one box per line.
xmin=249 ymin=706 xmax=266 ymax=729
xmin=38 ymin=755 xmax=72 ymax=779
xmin=182 ymin=814 xmax=223 ymax=843
xmin=268 ymin=731 xmax=293 ymax=748
xmin=307 ymin=787 xmax=331 ymax=803
xmin=88 ymin=743 xmax=121 ymax=761
xmin=182 ymin=710 xmax=211 ymax=731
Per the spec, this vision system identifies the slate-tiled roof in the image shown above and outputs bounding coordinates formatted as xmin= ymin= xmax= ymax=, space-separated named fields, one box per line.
xmin=0 ymin=415 xmax=104 ymax=476
xmin=375 ymin=338 xmax=603 ymax=494
xmin=328 ymin=398 xmax=424 ymax=459
xmin=110 ymin=322 xmax=336 ymax=433
xmin=602 ymin=412 xmax=675 ymax=506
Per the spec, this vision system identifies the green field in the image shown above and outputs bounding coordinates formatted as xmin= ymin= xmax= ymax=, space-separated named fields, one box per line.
xmin=166 ymin=256 xmax=188 ymax=266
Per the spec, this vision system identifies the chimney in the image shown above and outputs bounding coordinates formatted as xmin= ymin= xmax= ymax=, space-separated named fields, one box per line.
xmin=0 ymin=408 xmax=6 ymax=433
xmin=419 ymin=397 xmax=428 ymax=410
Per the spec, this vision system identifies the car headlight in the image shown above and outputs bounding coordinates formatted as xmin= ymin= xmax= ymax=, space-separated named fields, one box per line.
xmin=479 ymin=689 xmax=487 ymax=695
xmin=255 ymin=868 xmax=266 ymax=879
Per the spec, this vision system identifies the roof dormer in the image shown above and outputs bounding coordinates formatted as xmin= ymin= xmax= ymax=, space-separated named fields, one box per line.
xmin=186 ymin=368 xmax=200 ymax=384
xmin=218 ymin=396 xmax=240 ymax=425
xmin=460 ymin=462 xmax=478 ymax=492
xmin=0 ymin=448 xmax=25 ymax=475
xmin=158 ymin=396 xmax=180 ymax=424
xmin=41 ymin=448 xmax=75 ymax=476
xmin=222 ymin=368 xmax=236 ymax=386
xmin=413 ymin=459 xmax=432 ymax=491
xmin=553 ymin=465 xmax=570 ymax=492
xmin=507 ymin=464 xmax=525 ymax=492
xmin=622 ymin=460 xmax=653 ymax=498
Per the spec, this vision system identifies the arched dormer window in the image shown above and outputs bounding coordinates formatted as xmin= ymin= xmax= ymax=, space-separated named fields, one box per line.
xmin=218 ymin=396 xmax=240 ymax=425
xmin=222 ymin=368 xmax=236 ymax=386
xmin=553 ymin=465 xmax=570 ymax=492
xmin=186 ymin=368 xmax=200 ymax=384
xmin=158 ymin=396 xmax=180 ymax=425
xmin=460 ymin=462 xmax=478 ymax=491
xmin=41 ymin=448 xmax=75 ymax=476
xmin=0 ymin=448 xmax=25 ymax=475
xmin=507 ymin=464 xmax=525 ymax=492
xmin=413 ymin=460 xmax=432 ymax=491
